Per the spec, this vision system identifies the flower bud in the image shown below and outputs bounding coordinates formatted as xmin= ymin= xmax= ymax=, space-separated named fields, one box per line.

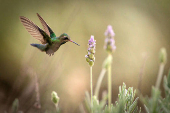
xmin=51 ymin=91 xmax=60 ymax=105
xmin=89 ymin=60 xmax=94 ymax=67
xmin=159 ymin=48 xmax=167 ymax=64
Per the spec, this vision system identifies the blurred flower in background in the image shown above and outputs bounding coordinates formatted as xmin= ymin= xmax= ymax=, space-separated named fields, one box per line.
xmin=104 ymin=25 xmax=116 ymax=53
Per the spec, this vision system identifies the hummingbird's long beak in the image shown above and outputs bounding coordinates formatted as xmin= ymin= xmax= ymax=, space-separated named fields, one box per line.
xmin=69 ymin=40 xmax=80 ymax=46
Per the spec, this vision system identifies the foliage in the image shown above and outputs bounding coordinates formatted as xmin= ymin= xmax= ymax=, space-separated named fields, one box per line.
xmin=139 ymin=48 xmax=169 ymax=113
xmin=82 ymin=83 xmax=140 ymax=113
xmin=140 ymin=70 xmax=170 ymax=113
xmin=161 ymin=70 xmax=170 ymax=112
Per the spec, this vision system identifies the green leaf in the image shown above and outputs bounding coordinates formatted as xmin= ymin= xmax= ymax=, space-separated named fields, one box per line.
xmin=12 ymin=98 xmax=19 ymax=113
xmin=150 ymin=87 xmax=161 ymax=113
xmin=85 ymin=91 xmax=91 ymax=106
xmin=93 ymin=96 xmax=100 ymax=112
xmin=167 ymin=70 xmax=170 ymax=88
xmin=159 ymin=99 xmax=170 ymax=113
xmin=99 ymin=92 xmax=108 ymax=108
xmin=84 ymin=91 xmax=91 ymax=112
xmin=128 ymin=97 xmax=139 ymax=113
xmin=144 ymin=104 xmax=150 ymax=113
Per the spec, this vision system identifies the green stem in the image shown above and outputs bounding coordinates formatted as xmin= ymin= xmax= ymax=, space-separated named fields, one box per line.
xmin=155 ymin=63 xmax=165 ymax=89
xmin=90 ymin=66 xmax=93 ymax=113
xmin=94 ymin=68 xmax=106 ymax=98
xmin=108 ymin=54 xmax=112 ymax=110
xmin=55 ymin=104 xmax=59 ymax=113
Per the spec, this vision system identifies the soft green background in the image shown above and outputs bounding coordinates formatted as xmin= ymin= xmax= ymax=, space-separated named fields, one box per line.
xmin=0 ymin=0 xmax=170 ymax=112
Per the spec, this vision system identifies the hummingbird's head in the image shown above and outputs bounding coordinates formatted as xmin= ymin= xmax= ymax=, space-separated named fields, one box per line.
xmin=59 ymin=33 xmax=80 ymax=46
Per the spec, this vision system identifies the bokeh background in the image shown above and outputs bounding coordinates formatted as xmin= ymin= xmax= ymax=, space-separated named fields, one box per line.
xmin=0 ymin=0 xmax=170 ymax=112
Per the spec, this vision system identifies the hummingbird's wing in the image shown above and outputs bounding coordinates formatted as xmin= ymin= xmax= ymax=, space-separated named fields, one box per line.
xmin=36 ymin=13 xmax=56 ymax=38
xmin=20 ymin=16 xmax=52 ymax=44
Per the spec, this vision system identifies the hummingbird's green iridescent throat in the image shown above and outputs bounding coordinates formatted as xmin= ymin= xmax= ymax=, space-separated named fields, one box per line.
xmin=20 ymin=13 xmax=80 ymax=56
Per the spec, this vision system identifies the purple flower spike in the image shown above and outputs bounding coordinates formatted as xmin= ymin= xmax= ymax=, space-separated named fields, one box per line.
xmin=104 ymin=25 xmax=116 ymax=53
xmin=85 ymin=35 xmax=96 ymax=66
xmin=105 ymin=25 xmax=115 ymax=37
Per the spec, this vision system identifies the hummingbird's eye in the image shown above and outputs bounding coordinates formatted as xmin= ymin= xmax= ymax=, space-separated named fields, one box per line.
xmin=64 ymin=37 xmax=68 ymax=40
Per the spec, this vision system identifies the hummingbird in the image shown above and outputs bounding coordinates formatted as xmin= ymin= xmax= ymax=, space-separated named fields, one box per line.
xmin=20 ymin=13 xmax=80 ymax=56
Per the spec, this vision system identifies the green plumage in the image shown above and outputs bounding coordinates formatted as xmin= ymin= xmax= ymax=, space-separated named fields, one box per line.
xmin=50 ymin=33 xmax=56 ymax=38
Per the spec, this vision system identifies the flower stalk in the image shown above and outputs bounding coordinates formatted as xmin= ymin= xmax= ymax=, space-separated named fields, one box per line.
xmin=94 ymin=68 xmax=106 ymax=98
xmin=155 ymin=48 xmax=167 ymax=89
xmin=94 ymin=46 xmax=113 ymax=99
xmin=104 ymin=25 xmax=116 ymax=110
xmin=90 ymin=66 xmax=93 ymax=111
xmin=85 ymin=35 xmax=96 ymax=113
xmin=155 ymin=64 xmax=165 ymax=89
xmin=107 ymin=54 xmax=112 ymax=110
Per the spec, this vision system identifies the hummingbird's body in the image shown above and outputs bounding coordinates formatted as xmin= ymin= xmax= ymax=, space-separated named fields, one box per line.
xmin=20 ymin=13 xmax=79 ymax=56
xmin=31 ymin=36 xmax=64 ymax=55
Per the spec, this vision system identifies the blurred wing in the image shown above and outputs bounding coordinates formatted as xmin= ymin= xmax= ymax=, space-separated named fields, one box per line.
xmin=37 ymin=13 xmax=56 ymax=38
xmin=20 ymin=16 xmax=49 ymax=44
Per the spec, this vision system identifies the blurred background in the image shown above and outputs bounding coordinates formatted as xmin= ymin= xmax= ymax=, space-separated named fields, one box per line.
xmin=0 ymin=0 xmax=170 ymax=112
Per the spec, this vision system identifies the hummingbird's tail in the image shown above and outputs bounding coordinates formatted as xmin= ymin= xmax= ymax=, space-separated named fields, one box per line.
xmin=30 ymin=43 xmax=47 ymax=51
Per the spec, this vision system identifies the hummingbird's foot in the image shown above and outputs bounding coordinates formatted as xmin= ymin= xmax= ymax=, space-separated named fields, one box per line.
xmin=46 ymin=50 xmax=55 ymax=56
xmin=48 ymin=53 xmax=54 ymax=56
